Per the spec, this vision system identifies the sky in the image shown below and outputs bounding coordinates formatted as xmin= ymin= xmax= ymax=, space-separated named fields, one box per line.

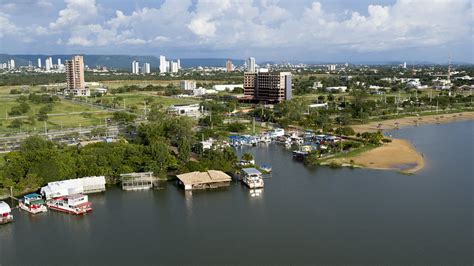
xmin=0 ymin=0 xmax=472 ymax=63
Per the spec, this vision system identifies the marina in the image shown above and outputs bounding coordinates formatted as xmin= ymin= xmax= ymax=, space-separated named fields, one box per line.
xmin=19 ymin=193 xmax=47 ymax=214
xmin=0 ymin=201 xmax=13 ymax=224
xmin=46 ymin=194 xmax=92 ymax=215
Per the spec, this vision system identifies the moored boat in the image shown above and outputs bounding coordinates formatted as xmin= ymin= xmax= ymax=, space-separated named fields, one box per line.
xmin=241 ymin=168 xmax=264 ymax=189
xmin=0 ymin=201 xmax=14 ymax=224
xmin=46 ymin=194 xmax=92 ymax=215
xmin=260 ymin=164 xmax=272 ymax=173
xmin=19 ymin=193 xmax=47 ymax=214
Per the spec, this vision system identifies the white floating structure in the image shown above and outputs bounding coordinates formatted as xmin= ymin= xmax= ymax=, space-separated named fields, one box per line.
xmin=40 ymin=176 xmax=106 ymax=200
xmin=0 ymin=201 xmax=13 ymax=224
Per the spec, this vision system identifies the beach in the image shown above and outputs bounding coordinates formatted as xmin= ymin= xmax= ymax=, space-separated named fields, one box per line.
xmin=352 ymin=111 xmax=474 ymax=133
xmin=334 ymin=111 xmax=474 ymax=173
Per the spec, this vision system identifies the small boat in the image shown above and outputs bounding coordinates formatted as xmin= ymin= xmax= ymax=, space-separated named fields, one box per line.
xmin=19 ymin=193 xmax=47 ymax=214
xmin=46 ymin=194 xmax=92 ymax=215
xmin=0 ymin=201 xmax=14 ymax=224
xmin=241 ymin=168 xmax=264 ymax=189
xmin=260 ymin=164 xmax=272 ymax=173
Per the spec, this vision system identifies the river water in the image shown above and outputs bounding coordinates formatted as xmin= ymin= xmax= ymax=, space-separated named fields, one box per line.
xmin=1 ymin=121 xmax=472 ymax=265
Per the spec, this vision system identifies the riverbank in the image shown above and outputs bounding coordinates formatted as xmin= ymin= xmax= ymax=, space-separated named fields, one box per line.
xmin=327 ymin=139 xmax=424 ymax=174
xmin=351 ymin=111 xmax=474 ymax=133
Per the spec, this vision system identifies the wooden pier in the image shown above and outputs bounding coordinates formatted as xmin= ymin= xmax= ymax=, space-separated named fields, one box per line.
xmin=120 ymin=172 xmax=156 ymax=191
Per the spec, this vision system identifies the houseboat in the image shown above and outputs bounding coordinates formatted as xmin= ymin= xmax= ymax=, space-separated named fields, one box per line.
xmin=46 ymin=194 xmax=92 ymax=215
xmin=260 ymin=164 xmax=272 ymax=173
xmin=241 ymin=168 xmax=264 ymax=189
xmin=19 ymin=193 xmax=47 ymax=214
xmin=0 ymin=201 xmax=13 ymax=224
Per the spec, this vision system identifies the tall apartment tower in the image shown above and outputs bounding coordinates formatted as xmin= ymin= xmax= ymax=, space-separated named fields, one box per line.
xmin=247 ymin=57 xmax=256 ymax=72
xmin=37 ymin=58 xmax=42 ymax=68
xmin=159 ymin=55 xmax=167 ymax=73
xmin=65 ymin=55 xmax=85 ymax=90
xmin=131 ymin=60 xmax=140 ymax=74
xmin=226 ymin=59 xmax=233 ymax=72
xmin=243 ymin=71 xmax=292 ymax=103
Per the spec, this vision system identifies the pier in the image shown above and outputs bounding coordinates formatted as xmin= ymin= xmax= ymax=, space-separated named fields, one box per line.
xmin=120 ymin=172 xmax=156 ymax=191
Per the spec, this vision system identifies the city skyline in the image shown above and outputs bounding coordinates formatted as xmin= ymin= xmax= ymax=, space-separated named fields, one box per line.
xmin=0 ymin=0 xmax=472 ymax=63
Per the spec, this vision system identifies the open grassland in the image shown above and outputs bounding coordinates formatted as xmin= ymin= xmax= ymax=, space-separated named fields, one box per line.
xmin=99 ymin=93 xmax=200 ymax=110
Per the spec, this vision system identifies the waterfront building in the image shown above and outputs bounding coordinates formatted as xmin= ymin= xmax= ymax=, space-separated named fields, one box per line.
xmin=176 ymin=170 xmax=232 ymax=190
xmin=180 ymin=80 xmax=197 ymax=91
xmin=226 ymin=59 xmax=233 ymax=72
xmin=120 ymin=172 xmax=155 ymax=191
xmin=40 ymin=176 xmax=106 ymax=200
xmin=159 ymin=55 xmax=167 ymax=73
xmin=243 ymin=71 xmax=292 ymax=103
xmin=247 ymin=57 xmax=256 ymax=72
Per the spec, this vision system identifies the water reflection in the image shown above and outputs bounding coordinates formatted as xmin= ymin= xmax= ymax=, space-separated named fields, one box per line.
xmin=249 ymin=188 xmax=263 ymax=198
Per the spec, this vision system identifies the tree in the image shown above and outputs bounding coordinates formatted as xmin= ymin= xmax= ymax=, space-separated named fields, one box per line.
xmin=241 ymin=152 xmax=253 ymax=162
xmin=9 ymin=119 xmax=23 ymax=128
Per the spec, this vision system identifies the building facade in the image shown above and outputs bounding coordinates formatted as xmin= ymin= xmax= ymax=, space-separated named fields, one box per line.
xmin=243 ymin=72 xmax=292 ymax=103
xmin=226 ymin=59 xmax=233 ymax=72
xmin=65 ymin=55 xmax=85 ymax=91
xmin=131 ymin=60 xmax=140 ymax=74
xmin=159 ymin=55 xmax=167 ymax=73
xmin=247 ymin=57 xmax=256 ymax=73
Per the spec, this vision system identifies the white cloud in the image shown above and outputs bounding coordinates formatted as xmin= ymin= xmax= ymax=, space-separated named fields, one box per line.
xmin=49 ymin=0 xmax=99 ymax=30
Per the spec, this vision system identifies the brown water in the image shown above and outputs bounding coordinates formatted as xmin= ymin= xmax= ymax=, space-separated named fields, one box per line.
xmin=1 ymin=121 xmax=472 ymax=265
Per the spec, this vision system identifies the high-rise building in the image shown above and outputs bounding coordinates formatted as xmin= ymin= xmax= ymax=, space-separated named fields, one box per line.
xmin=9 ymin=59 xmax=15 ymax=70
xmin=243 ymin=71 xmax=292 ymax=103
xmin=170 ymin=61 xmax=179 ymax=73
xmin=247 ymin=57 xmax=256 ymax=73
xmin=226 ymin=59 xmax=233 ymax=72
xmin=159 ymin=55 xmax=167 ymax=73
xmin=65 ymin=55 xmax=85 ymax=90
xmin=37 ymin=58 xmax=42 ymax=68
xmin=327 ymin=64 xmax=336 ymax=71
xmin=142 ymin=63 xmax=150 ymax=74
xmin=45 ymin=57 xmax=52 ymax=71
xmin=58 ymin=58 xmax=62 ymax=66
xmin=131 ymin=60 xmax=140 ymax=74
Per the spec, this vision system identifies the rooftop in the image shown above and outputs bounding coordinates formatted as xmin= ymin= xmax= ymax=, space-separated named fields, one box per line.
xmin=176 ymin=170 xmax=231 ymax=186
xmin=241 ymin=168 xmax=262 ymax=175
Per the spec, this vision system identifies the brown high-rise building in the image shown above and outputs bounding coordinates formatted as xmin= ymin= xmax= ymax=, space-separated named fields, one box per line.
xmin=65 ymin=55 xmax=85 ymax=90
xmin=225 ymin=59 xmax=233 ymax=72
xmin=243 ymin=71 xmax=292 ymax=103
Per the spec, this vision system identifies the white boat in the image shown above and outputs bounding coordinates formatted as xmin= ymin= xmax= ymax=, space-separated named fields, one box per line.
xmin=46 ymin=194 xmax=92 ymax=215
xmin=0 ymin=201 xmax=14 ymax=224
xmin=241 ymin=168 xmax=264 ymax=189
xmin=19 ymin=193 xmax=47 ymax=214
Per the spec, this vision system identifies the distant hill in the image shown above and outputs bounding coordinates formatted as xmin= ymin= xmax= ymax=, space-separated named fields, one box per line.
xmin=0 ymin=54 xmax=245 ymax=69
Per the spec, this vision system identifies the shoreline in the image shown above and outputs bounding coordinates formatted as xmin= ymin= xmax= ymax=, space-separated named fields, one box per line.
xmin=332 ymin=112 xmax=474 ymax=173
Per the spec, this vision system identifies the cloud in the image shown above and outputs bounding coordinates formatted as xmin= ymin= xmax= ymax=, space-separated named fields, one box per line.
xmin=0 ymin=0 xmax=471 ymax=61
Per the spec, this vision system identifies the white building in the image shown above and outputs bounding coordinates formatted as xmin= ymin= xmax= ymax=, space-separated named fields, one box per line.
xmin=327 ymin=64 xmax=336 ymax=71
xmin=40 ymin=176 xmax=106 ymax=200
xmin=64 ymin=88 xmax=90 ymax=97
xmin=131 ymin=60 xmax=140 ymax=74
xmin=308 ymin=103 xmax=329 ymax=109
xmin=170 ymin=61 xmax=179 ymax=73
xmin=37 ymin=58 xmax=42 ymax=68
xmin=212 ymin=84 xmax=243 ymax=92
xmin=180 ymin=80 xmax=197 ymax=91
xmin=313 ymin=81 xmax=323 ymax=89
xmin=247 ymin=57 xmax=256 ymax=73
xmin=45 ymin=57 xmax=52 ymax=71
xmin=168 ymin=104 xmax=201 ymax=117
xmin=325 ymin=86 xmax=347 ymax=92
xmin=8 ymin=59 xmax=15 ymax=70
xmin=403 ymin=62 xmax=407 ymax=69
xmin=177 ymin=59 xmax=181 ymax=69
xmin=159 ymin=55 xmax=167 ymax=73
xmin=193 ymin=87 xmax=207 ymax=96
xmin=142 ymin=62 xmax=150 ymax=74
xmin=57 ymin=58 xmax=62 ymax=66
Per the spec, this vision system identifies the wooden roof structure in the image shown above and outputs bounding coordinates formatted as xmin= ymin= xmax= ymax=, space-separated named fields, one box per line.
xmin=176 ymin=170 xmax=231 ymax=186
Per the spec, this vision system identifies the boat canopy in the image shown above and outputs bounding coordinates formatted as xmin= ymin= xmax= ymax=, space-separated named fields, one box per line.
xmin=24 ymin=193 xmax=42 ymax=199
xmin=242 ymin=168 xmax=262 ymax=176
xmin=40 ymin=176 xmax=106 ymax=200
xmin=0 ymin=201 xmax=11 ymax=214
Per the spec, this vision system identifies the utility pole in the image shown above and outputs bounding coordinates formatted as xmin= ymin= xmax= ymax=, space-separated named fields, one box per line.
xmin=44 ymin=121 xmax=47 ymax=136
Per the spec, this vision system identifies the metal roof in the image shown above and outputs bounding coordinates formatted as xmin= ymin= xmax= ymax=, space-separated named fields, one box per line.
xmin=242 ymin=168 xmax=262 ymax=175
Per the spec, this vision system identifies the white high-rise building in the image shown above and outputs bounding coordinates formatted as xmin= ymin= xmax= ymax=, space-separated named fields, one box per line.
xmin=37 ymin=58 xmax=42 ymax=68
xmin=327 ymin=64 xmax=336 ymax=71
xmin=45 ymin=57 xmax=52 ymax=71
xmin=142 ymin=63 xmax=150 ymax=74
xmin=159 ymin=55 xmax=167 ymax=73
xmin=58 ymin=58 xmax=62 ymax=66
xmin=170 ymin=61 xmax=179 ymax=73
xmin=177 ymin=59 xmax=181 ymax=70
xmin=180 ymin=80 xmax=196 ymax=91
xmin=403 ymin=62 xmax=407 ymax=69
xmin=247 ymin=57 xmax=256 ymax=73
xmin=9 ymin=59 xmax=15 ymax=70
xmin=131 ymin=60 xmax=140 ymax=74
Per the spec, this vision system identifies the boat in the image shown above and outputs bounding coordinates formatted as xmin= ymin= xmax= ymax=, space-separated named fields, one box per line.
xmin=0 ymin=201 xmax=14 ymax=224
xmin=293 ymin=150 xmax=309 ymax=160
xmin=260 ymin=164 xmax=272 ymax=173
xmin=240 ymin=168 xmax=264 ymax=189
xmin=19 ymin=193 xmax=47 ymax=214
xmin=46 ymin=194 xmax=92 ymax=215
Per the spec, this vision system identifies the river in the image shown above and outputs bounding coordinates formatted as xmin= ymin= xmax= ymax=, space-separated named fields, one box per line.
xmin=1 ymin=121 xmax=472 ymax=265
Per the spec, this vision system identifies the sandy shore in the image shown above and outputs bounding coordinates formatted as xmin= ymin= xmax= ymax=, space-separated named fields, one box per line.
xmin=352 ymin=111 xmax=474 ymax=133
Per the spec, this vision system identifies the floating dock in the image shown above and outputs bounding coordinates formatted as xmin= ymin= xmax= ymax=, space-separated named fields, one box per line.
xmin=176 ymin=170 xmax=232 ymax=191
xmin=120 ymin=172 xmax=155 ymax=191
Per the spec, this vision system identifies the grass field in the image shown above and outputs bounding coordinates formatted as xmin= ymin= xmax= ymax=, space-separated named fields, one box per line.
xmin=99 ymin=92 xmax=200 ymax=112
